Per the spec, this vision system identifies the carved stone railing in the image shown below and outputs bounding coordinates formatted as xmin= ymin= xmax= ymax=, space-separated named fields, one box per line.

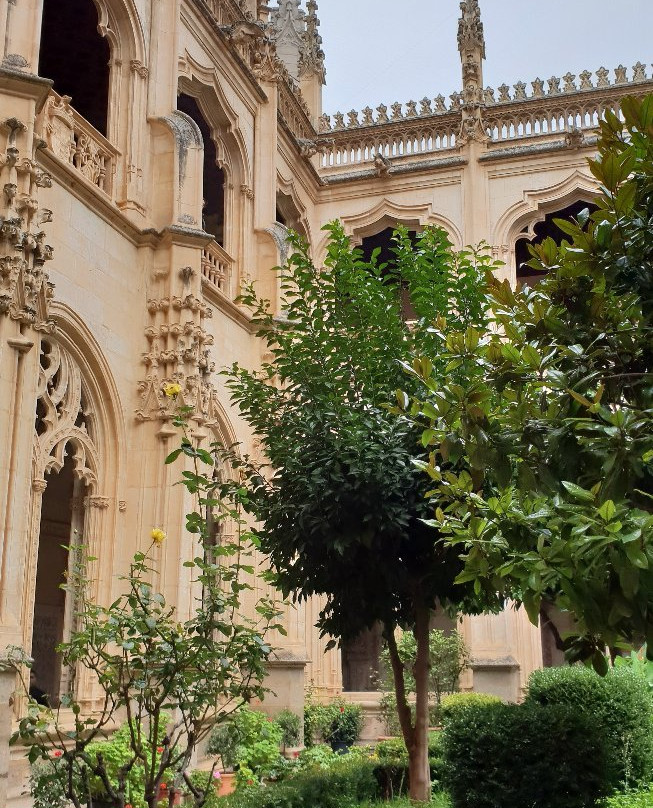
xmin=314 ymin=62 xmax=653 ymax=175
xmin=194 ymin=0 xmax=253 ymax=25
xmin=201 ymin=240 xmax=234 ymax=298
xmin=38 ymin=92 xmax=119 ymax=197
xmin=278 ymin=77 xmax=315 ymax=141
xmin=317 ymin=111 xmax=460 ymax=173
xmin=483 ymin=64 xmax=653 ymax=145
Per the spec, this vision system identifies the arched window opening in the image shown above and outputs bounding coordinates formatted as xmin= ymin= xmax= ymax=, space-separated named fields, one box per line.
xmin=515 ymin=199 xmax=598 ymax=289
xmin=177 ymin=94 xmax=225 ymax=247
xmin=360 ymin=227 xmax=418 ymax=321
xmin=275 ymin=191 xmax=307 ymax=241
xmin=31 ymin=452 xmax=86 ymax=707
xmin=38 ymin=0 xmax=111 ymax=136
xmin=342 ymin=624 xmax=383 ymax=692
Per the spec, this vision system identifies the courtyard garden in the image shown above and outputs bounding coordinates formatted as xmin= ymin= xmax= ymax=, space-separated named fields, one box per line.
xmin=14 ymin=93 xmax=653 ymax=807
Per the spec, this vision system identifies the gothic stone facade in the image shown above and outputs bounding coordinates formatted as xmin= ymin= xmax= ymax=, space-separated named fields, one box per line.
xmin=0 ymin=0 xmax=651 ymax=802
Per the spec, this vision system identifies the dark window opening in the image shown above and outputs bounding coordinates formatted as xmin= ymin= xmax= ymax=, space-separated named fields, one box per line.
xmin=39 ymin=0 xmax=110 ymax=136
xmin=515 ymin=200 xmax=598 ymax=289
xmin=31 ymin=452 xmax=81 ymax=707
xmin=342 ymin=624 xmax=383 ymax=692
xmin=177 ymin=94 xmax=225 ymax=247
xmin=275 ymin=207 xmax=287 ymax=226
xmin=360 ymin=227 xmax=418 ymax=320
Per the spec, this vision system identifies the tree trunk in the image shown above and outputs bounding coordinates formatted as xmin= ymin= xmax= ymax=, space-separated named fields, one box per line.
xmin=408 ymin=602 xmax=431 ymax=803
xmin=384 ymin=607 xmax=432 ymax=804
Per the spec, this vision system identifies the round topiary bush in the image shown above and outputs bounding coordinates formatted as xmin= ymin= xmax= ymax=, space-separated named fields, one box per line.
xmin=526 ymin=666 xmax=653 ymax=790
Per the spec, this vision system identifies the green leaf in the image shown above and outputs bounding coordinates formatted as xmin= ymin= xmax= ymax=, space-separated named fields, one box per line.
xmin=597 ymin=500 xmax=616 ymax=522
xmin=562 ymin=481 xmax=595 ymax=502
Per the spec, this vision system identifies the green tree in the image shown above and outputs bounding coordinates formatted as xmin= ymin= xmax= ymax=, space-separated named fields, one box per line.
xmin=403 ymin=94 xmax=653 ymax=670
xmin=224 ymin=224 xmax=498 ymax=801
xmin=10 ymin=403 xmax=282 ymax=808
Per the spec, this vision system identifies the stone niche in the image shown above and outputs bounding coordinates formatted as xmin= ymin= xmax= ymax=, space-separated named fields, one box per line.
xmin=470 ymin=656 xmax=521 ymax=702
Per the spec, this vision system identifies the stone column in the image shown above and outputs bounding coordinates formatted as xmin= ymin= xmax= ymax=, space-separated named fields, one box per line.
xmin=0 ymin=655 xmax=16 ymax=807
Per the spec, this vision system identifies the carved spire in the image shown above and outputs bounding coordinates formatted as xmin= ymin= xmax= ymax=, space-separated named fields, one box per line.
xmin=299 ymin=0 xmax=326 ymax=83
xmin=269 ymin=0 xmax=305 ymax=81
xmin=457 ymin=0 xmax=487 ymax=146
xmin=457 ymin=0 xmax=485 ymax=59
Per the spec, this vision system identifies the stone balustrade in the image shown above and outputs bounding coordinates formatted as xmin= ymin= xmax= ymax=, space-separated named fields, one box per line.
xmin=313 ymin=62 xmax=653 ymax=174
xmin=38 ymin=91 xmax=118 ymax=197
xmin=318 ymin=111 xmax=460 ymax=171
xmin=319 ymin=62 xmax=652 ymax=133
xmin=201 ymin=240 xmax=234 ymax=297
xmin=278 ymin=78 xmax=315 ymax=141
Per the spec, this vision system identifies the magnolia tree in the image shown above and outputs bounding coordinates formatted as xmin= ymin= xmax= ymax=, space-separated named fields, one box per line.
xmin=401 ymin=94 xmax=653 ymax=671
xmin=224 ymin=224 xmax=499 ymax=802
xmin=10 ymin=397 xmax=283 ymax=808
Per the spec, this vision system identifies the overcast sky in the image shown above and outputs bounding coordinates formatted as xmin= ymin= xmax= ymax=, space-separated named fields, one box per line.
xmin=312 ymin=0 xmax=653 ymax=115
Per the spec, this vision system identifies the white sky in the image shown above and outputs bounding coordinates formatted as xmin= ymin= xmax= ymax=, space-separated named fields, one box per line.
xmin=312 ymin=0 xmax=653 ymax=115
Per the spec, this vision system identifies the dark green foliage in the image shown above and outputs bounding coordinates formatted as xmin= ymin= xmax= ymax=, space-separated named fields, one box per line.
xmin=276 ymin=710 xmax=302 ymax=748
xmin=439 ymin=691 xmax=502 ymax=722
xmin=225 ymin=223 xmax=497 ymax=643
xmin=405 ymin=94 xmax=653 ymax=664
xmin=227 ymin=757 xmax=379 ymax=808
xmin=442 ymin=701 xmax=606 ymax=808
xmin=207 ymin=721 xmax=240 ymax=770
xmin=526 ymin=666 xmax=653 ymax=789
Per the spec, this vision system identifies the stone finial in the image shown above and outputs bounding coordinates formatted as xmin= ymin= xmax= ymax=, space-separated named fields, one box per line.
xmin=596 ymin=67 xmax=610 ymax=87
xmin=434 ymin=95 xmax=447 ymax=112
xmin=513 ymin=81 xmax=527 ymax=100
xmin=361 ymin=106 xmax=374 ymax=125
xmin=547 ymin=76 xmax=561 ymax=95
xmin=269 ymin=0 xmax=305 ymax=81
xmin=531 ymin=78 xmax=545 ymax=98
xmin=483 ymin=87 xmax=496 ymax=104
xmin=332 ymin=111 xmax=345 ymax=130
xmin=376 ymin=103 xmax=389 ymax=123
xmin=497 ymin=84 xmax=510 ymax=102
xmin=579 ymin=70 xmax=593 ymax=90
xmin=299 ymin=0 xmax=326 ymax=83
xmin=347 ymin=109 xmax=359 ymax=128
xmin=457 ymin=0 xmax=485 ymax=59
xmin=449 ymin=91 xmax=462 ymax=108
xmin=404 ymin=100 xmax=417 ymax=118
xmin=318 ymin=113 xmax=331 ymax=132
xmin=419 ymin=97 xmax=432 ymax=115
xmin=614 ymin=64 xmax=628 ymax=84
xmin=563 ymin=72 xmax=576 ymax=93
xmin=633 ymin=61 xmax=647 ymax=82
xmin=391 ymin=102 xmax=403 ymax=120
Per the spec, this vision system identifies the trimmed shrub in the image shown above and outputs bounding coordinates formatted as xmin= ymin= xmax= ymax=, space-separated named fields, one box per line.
xmin=227 ymin=756 xmax=379 ymax=808
xmin=526 ymin=666 xmax=653 ymax=789
xmin=442 ymin=700 xmax=606 ymax=808
xmin=439 ymin=691 xmax=501 ymax=722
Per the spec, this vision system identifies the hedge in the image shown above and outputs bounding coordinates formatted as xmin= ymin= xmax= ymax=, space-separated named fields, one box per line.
xmin=442 ymin=700 xmax=606 ymax=808
xmin=526 ymin=666 xmax=653 ymax=789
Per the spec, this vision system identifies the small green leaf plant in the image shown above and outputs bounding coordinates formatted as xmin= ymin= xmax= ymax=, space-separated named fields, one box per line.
xmin=10 ymin=393 xmax=284 ymax=808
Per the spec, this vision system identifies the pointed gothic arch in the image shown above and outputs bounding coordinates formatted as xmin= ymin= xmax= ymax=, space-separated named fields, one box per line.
xmin=493 ymin=170 xmax=598 ymax=285
xmin=24 ymin=306 xmax=124 ymax=704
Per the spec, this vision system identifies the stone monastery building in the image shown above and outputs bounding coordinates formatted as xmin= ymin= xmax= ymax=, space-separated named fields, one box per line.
xmin=0 ymin=0 xmax=652 ymax=800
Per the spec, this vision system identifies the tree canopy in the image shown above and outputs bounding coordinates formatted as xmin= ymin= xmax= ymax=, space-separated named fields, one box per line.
xmin=404 ymin=94 xmax=653 ymax=671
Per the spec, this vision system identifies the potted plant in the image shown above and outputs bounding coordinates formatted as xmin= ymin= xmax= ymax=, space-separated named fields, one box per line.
xmin=206 ymin=720 xmax=239 ymax=796
xmin=323 ymin=700 xmax=363 ymax=753
xmin=276 ymin=709 xmax=301 ymax=756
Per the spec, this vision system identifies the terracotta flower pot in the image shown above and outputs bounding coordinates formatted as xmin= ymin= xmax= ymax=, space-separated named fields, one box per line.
xmin=213 ymin=771 xmax=237 ymax=797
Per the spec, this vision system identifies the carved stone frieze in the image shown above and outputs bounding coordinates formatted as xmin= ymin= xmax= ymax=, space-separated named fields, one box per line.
xmin=137 ymin=273 xmax=225 ymax=427
xmin=34 ymin=339 xmax=99 ymax=486
xmin=0 ymin=117 xmax=54 ymax=330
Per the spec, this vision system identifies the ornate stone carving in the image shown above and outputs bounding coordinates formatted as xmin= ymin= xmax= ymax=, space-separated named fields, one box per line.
xmin=632 ymin=62 xmax=647 ymax=82
xmin=564 ymin=127 xmax=585 ymax=149
xmin=596 ymin=67 xmax=610 ymax=88
xmin=34 ymin=339 xmax=99 ymax=487
xmin=562 ymin=72 xmax=576 ymax=93
xmin=373 ymin=153 xmax=392 ymax=177
xmin=137 ymin=281 xmax=225 ymax=427
xmin=298 ymin=0 xmax=326 ymax=84
xmin=457 ymin=0 xmax=485 ymax=58
xmin=0 ymin=117 xmax=54 ymax=331
xmin=614 ymin=64 xmax=628 ymax=84
xmin=579 ymin=70 xmax=593 ymax=90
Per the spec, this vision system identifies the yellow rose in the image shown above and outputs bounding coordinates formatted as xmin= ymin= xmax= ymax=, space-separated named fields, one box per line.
xmin=163 ymin=383 xmax=182 ymax=398
xmin=150 ymin=528 xmax=166 ymax=545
